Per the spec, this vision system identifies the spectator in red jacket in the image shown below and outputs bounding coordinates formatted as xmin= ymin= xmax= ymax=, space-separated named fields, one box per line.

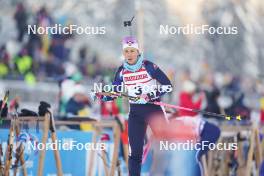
xmin=261 ymin=110 xmax=264 ymax=124
xmin=178 ymin=80 xmax=204 ymax=117
xmin=100 ymin=100 xmax=119 ymax=118
xmin=260 ymin=97 xmax=264 ymax=124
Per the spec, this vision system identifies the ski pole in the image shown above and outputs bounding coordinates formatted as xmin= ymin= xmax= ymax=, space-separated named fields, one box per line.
xmin=152 ymin=101 xmax=241 ymax=120
xmin=97 ymin=91 xmax=241 ymax=120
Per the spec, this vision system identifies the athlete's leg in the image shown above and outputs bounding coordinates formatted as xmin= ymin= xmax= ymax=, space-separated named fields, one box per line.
xmin=128 ymin=104 xmax=166 ymax=175
xmin=128 ymin=108 xmax=147 ymax=176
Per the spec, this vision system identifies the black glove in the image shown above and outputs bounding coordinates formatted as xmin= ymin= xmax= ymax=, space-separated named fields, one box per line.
xmin=38 ymin=101 xmax=51 ymax=116
xmin=0 ymin=100 xmax=8 ymax=117
xmin=146 ymin=91 xmax=160 ymax=102
xmin=20 ymin=109 xmax=38 ymax=117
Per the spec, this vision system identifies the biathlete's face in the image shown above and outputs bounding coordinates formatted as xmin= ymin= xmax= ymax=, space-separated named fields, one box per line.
xmin=123 ymin=47 xmax=139 ymax=65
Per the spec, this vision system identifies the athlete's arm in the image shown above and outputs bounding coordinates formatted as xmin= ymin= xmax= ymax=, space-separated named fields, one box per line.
xmin=145 ymin=61 xmax=173 ymax=98
xmin=100 ymin=66 xmax=123 ymax=101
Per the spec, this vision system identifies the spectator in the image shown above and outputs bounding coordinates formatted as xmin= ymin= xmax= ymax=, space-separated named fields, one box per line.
xmin=178 ymin=80 xmax=204 ymax=117
xmin=261 ymin=97 xmax=264 ymax=124
xmin=100 ymin=100 xmax=119 ymax=119
xmin=59 ymin=63 xmax=84 ymax=115
xmin=232 ymin=93 xmax=251 ymax=121
xmin=204 ymin=86 xmax=221 ymax=117
xmin=65 ymin=84 xmax=92 ymax=130
xmin=0 ymin=45 xmax=10 ymax=78
xmin=14 ymin=3 xmax=28 ymax=42
xmin=65 ymin=84 xmax=91 ymax=116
